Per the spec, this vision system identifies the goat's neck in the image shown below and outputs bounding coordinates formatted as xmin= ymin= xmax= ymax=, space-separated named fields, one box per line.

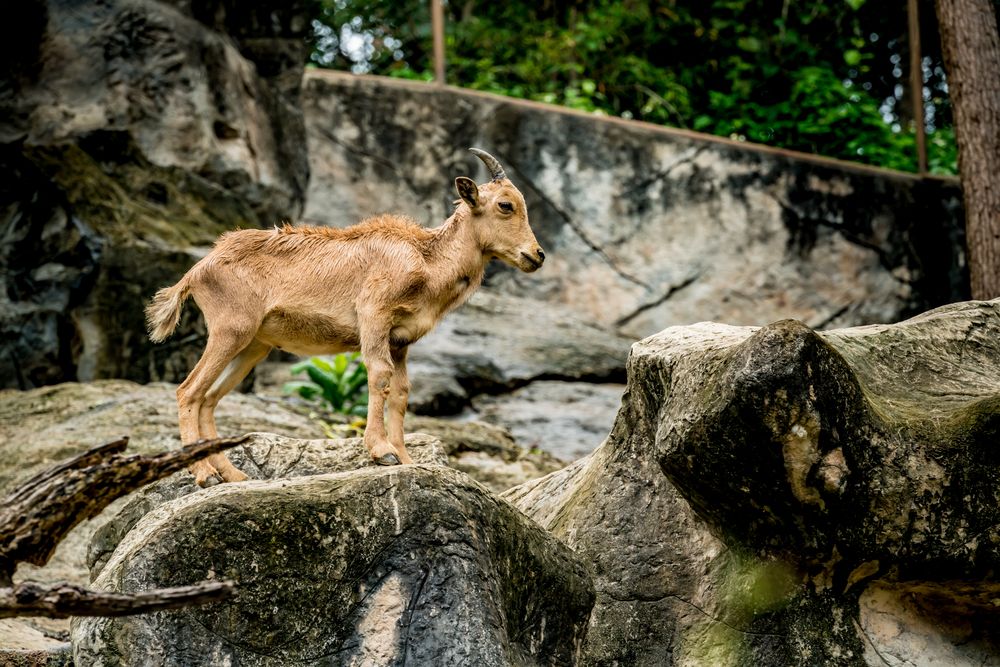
xmin=427 ymin=214 xmax=488 ymax=289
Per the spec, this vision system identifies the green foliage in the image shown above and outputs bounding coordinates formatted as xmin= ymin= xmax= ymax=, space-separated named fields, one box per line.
xmin=309 ymin=0 xmax=957 ymax=175
xmin=284 ymin=353 xmax=369 ymax=418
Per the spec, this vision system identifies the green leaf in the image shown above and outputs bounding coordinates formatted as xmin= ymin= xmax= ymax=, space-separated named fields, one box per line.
xmin=333 ymin=354 xmax=349 ymax=375
xmin=306 ymin=365 xmax=344 ymax=408
xmin=311 ymin=357 xmax=335 ymax=373
xmin=736 ymin=36 xmax=763 ymax=53
xmin=289 ymin=359 xmax=313 ymax=375
xmin=843 ymin=49 xmax=862 ymax=66
xmin=282 ymin=381 xmax=319 ymax=400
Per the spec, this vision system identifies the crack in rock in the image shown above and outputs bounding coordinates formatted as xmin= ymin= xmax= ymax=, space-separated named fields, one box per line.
xmin=622 ymin=145 xmax=708 ymax=198
xmin=614 ymin=273 xmax=701 ymax=327
xmin=504 ymin=155 xmax=652 ymax=290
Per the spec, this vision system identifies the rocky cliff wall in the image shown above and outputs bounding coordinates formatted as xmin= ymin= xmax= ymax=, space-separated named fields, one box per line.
xmin=302 ymin=70 xmax=967 ymax=341
xmin=0 ymin=0 xmax=310 ymax=389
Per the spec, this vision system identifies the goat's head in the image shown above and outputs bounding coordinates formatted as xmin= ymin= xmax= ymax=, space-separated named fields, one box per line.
xmin=456 ymin=148 xmax=545 ymax=273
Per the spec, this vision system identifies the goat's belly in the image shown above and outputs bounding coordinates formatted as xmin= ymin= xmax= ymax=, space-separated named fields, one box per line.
xmin=259 ymin=310 xmax=360 ymax=355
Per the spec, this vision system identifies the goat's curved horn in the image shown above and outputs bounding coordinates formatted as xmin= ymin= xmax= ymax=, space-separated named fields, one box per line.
xmin=469 ymin=148 xmax=507 ymax=182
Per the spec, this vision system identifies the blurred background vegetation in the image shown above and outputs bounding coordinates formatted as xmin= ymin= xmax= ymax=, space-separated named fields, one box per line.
xmin=305 ymin=0 xmax=966 ymax=174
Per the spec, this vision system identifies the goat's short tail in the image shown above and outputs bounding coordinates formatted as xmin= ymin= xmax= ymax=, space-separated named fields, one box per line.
xmin=145 ymin=278 xmax=191 ymax=343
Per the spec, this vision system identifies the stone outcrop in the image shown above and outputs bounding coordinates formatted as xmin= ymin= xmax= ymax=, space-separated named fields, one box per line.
xmin=0 ymin=380 xmax=322 ymax=589
xmin=84 ymin=431 xmax=450 ymax=577
xmin=72 ymin=465 xmax=595 ymax=666
xmin=1 ymin=379 xmax=574 ymax=664
xmin=506 ymin=299 xmax=1000 ymax=665
xmin=0 ymin=0 xmax=311 ymax=389
xmin=404 ymin=416 xmax=567 ymax=493
xmin=0 ymin=617 xmax=72 ymax=667
xmin=0 ymin=380 xmax=560 ymax=588
xmin=7 ymin=300 xmax=999 ymax=665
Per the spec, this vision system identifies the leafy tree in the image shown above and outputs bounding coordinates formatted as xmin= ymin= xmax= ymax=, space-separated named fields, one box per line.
xmin=309 ymin=0 xmax=957 ymax=174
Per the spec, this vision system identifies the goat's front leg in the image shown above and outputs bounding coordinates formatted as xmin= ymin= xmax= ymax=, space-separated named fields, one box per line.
xmin=386 ymin=346 xmax=413 ymax=464
xmin=360 ymin=327 xmax=400 ymax=466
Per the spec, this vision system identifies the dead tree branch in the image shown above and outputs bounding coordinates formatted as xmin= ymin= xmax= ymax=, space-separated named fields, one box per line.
xmin=0 ymin=435 xmax=249 ymax=616
xmin=0 ymin=580 xmax=235 ymax=619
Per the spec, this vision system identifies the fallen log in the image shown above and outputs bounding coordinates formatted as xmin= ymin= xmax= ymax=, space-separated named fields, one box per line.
xmin=0 ymin=580 xmax=235 ymax=619
xmin=0 ymin=435 xmax=248 ymax=616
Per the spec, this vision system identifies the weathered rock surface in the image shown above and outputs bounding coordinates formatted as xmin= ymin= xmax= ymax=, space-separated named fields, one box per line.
xmin=302 ymin=69 xmax=967 ymax=343
xmin=506 ymin=299 xmax=1000 ymax=665
xmin=471 ymin=381 xmax=625 ymax=461
xmin=405 ymin=416 xmax=567 ymax=493
xmin=0 ymin=0 xmax=310 ymax=389
xmin=0 ymin=381 xmax=558 ymax=588
xmin=0 ymin=617 xmax=72 ymax=666
xmin=73 ymin=465 xmax=594 ymax=666
xmin=504 ymin=412 xmax=727 ymax=666
xmin=1 ymin=379 xmax=571 ymax=663
xmin=0 ymin=381 xmax=321 ymax=623
xmin=0 ymin=381 xmax=317 ymax=497
xmin=85 ymin=431 xmax=449 ymax=576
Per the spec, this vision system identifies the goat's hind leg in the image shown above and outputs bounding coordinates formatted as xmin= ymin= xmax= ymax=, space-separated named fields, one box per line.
xmin=177 ymin=327 xmax=257 ymax=486
xmin=198 ymin=339 xmax=272 ymax=482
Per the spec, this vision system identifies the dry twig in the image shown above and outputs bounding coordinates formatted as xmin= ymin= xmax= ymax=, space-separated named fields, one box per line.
xmin=0 ymin=435 xmax=249 ymax=616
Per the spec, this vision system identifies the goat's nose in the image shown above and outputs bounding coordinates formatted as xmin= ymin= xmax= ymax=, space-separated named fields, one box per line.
xmin=537 ymin=249 xmax=546 ymax=263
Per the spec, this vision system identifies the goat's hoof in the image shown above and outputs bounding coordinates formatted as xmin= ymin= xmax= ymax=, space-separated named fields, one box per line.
xmin=199 ymin=473 xmax=224 ymax=488
xmin=374 ymin=453 xmax=401 ymax=466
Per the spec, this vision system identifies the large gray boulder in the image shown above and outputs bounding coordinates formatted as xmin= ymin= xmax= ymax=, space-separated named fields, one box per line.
xmin=506 ymin=299 xmax=1000 ymax=666
xmin=0 ymin=380 xmax=561 ymax=590
xmin=85 ymin=431 xmax=450 ymax=577
xmin=0 ymin=0 xmax=310 ymax=389
xmin=0 ymin=380 xmax=572 ymax=664
xmin=72 ymin=465 xmax=595 ymax=666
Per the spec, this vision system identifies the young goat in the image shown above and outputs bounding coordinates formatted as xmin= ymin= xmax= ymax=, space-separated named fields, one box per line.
xmin=146 ymin=149 xmax=545 ymax=486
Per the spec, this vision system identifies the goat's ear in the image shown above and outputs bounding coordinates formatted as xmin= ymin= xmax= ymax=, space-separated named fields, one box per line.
xmin=455 ymin=177 xmax=480 ymax=210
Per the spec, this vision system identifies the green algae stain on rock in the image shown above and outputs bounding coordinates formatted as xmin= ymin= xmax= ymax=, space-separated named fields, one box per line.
xmin=24 ymin=140 xmax=250 ymax=249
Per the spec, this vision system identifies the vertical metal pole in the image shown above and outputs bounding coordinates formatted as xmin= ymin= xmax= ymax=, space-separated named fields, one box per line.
xmin=908 ymin=0 xmax=928 ymax=173
xmin=431 ymin=0 xmax=446 ymax=85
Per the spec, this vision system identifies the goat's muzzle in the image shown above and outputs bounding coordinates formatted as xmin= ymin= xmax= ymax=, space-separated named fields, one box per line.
xmin=520 ymin=249 xmax=545 ymax=272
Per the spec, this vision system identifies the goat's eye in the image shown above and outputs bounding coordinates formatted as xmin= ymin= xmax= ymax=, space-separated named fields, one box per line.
xmin=499 ymin=201 xmax=514 ymax=213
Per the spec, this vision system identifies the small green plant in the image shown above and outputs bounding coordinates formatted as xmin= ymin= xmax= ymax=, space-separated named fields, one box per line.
xmin=283 ymin=353 xmax=369 ymax=418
